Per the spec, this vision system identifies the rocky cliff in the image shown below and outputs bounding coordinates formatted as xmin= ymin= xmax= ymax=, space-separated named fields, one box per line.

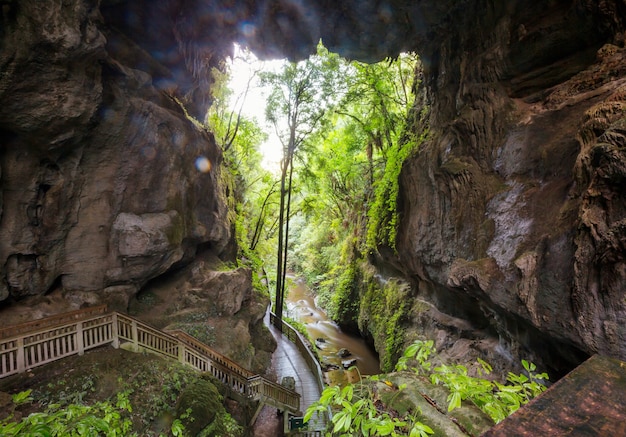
xmin=392 ymin=1 xmax=626 ymax=375
xmin=0 ymin=0 xmax=273 ymax=370
xmin=0 ymin=1 xmax=233 ymax=307
xmin=1 ymin=0 xmax=625 ymax=377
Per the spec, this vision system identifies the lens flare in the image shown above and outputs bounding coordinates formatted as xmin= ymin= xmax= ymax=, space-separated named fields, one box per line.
xmin=195 ymin=156 xmax=212 ymax=173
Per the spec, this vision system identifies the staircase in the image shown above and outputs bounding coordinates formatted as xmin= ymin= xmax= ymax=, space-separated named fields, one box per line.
xmin=0 ymin=305 xmax=301 ymax=421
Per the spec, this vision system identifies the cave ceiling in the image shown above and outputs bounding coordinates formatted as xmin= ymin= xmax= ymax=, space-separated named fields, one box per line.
xmin=100 ymin=0 xmax=622 ymax=119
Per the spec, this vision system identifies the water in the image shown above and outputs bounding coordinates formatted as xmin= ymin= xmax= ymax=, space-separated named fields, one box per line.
xmin=284 ymin=276 xmax=380 ymax=384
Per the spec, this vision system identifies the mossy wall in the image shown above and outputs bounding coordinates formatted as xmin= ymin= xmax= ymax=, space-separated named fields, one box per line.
xmin=356 ymin=262 xmax=413 ymax=372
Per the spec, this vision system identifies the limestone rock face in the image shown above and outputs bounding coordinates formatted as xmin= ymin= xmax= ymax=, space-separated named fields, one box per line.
xmin=128 ymin=255 xmax=276 ymax=374
xmin=0 ymin=0 xmax=230 ymax=309
xmin=187 ymin=265 xmax=252 ymax=317
xmin=392 ymin=4 xmax=626 ymax=373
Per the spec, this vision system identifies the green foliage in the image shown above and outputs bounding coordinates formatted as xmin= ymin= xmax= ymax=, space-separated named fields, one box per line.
xmin=327 ymin=261 xmax=360 ymax=327
xmin=259 ymin=41 xmax=349 ymax=319
xmin=204 ymin=49 xmax=277 ymax=282
xmin=305 ymin=341 xmax=548 ymax=436
xmin=197 ymin=411 xmax=243 ymax=437
xmin=175 ymin=378 xmax=224 ymax=436
xmin=394 ymin=340 xmax=433 ymax=375
xmin=358 ymin=271 xmax=412 ymax=372
xmin=11 ymin=389 xmax=34 ymax=405
xmin=5 ymin=351 xmax=247 ymax=436
xmin=275 ymin=53 xmax=424 ymax=356
xmin=396 ymin=341 xmax=549 ymax=423
xmin=304 ymin=375 xmax=433 ymax=437
xmin=365 ymin=132 xmax=426 ymax=251
xmin=0 ymin=390 xmax=137 ymax=436
xmin=31 ymin=354 xmax=240 ymax=436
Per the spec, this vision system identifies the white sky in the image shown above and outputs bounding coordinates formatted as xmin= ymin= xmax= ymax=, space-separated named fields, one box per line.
xmin=227 ymin=45 xmax=286 ymax=171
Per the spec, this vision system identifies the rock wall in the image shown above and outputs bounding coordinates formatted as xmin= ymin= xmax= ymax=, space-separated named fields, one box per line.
xmin=0 ymin=0 xmax=231 ymax=312
xmin=229 ymin=0 xmax=626 ymax=374
xmin=393 ymin=1 xmax=626 ymax=374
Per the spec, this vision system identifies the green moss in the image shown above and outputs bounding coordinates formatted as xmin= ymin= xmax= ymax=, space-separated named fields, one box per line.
xmin=358 ymin=265 xmax=412 ymax=372
xmin=329 ymin=261 xmax=360 ymax=328
xmin=175 ymin=378 xmax=223 ymax=436
xmin=366 ymin=131 xmax=427 ymax=251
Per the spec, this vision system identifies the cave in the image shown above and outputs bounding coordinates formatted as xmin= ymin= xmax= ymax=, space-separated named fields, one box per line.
xmin=1 ymin=0 xmax=626 ymax=402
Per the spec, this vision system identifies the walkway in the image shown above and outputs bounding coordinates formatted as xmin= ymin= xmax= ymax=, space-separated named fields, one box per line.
xmin=265 ymin=311 xmax=327 ymax=433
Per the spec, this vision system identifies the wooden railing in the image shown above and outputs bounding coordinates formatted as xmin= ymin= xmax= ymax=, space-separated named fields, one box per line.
xmin=169 ymin=330 xmax=255 ymax=378
xmin=0 ymin=307 xmax=300 ymax=415
xmin=0 ymin=305 xmax=108 ymax=340
xmin=0 ymin=311 xmax=116 ymax=377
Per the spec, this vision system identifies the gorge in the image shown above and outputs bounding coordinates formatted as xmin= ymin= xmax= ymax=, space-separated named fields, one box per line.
xmin=1 ymin=0 xmax=626 ymax=403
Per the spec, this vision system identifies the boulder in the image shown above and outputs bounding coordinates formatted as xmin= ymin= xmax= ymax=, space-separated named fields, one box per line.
xmin=342 ymin=359 xmax=357 ymax=369
xmin=338 ymin=348 xmax=352 ymax=358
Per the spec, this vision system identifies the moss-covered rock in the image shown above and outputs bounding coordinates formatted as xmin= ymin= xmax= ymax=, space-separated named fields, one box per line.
xmin=358 ymin=262 xmax=412 ymax=372
xmin=175 ymin=377 xmax=224 ymax=436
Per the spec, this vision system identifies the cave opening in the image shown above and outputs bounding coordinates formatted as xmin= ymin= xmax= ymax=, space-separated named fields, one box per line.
xmin=1 ymin=0 xmax=624 ymax=408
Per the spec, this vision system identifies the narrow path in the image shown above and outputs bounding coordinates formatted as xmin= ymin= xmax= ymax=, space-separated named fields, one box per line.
xmin=265 ymin=311 xmax=326 ymax=432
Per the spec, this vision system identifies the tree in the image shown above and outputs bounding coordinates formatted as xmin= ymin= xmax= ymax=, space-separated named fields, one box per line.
xmin=287 ymin=54 xmax=422 ymax=333
xmin=260 ymin=42 xmax=345 ymax=328
xmin=205 ymin=51 xmax=277 ymax=267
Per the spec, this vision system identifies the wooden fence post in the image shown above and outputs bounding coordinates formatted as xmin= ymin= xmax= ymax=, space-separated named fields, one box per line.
xmin=178 ymin=340 xmax=185 ymax=364
xmin=76 ymin=321 xmax=85 ymax=356
xmin=111 ymin=313 xmax=119 ymax=349
xmin=16 ymin=337 xmax=25 ymax=373
xmin=131 ymin=320 xmax=139 ymax=352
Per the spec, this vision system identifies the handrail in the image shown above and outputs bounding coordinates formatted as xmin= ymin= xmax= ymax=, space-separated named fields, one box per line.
xmin=249 ymin=375 xmax=301 ymax=411
xmin=0 ymin=305 xmax=108 ymax=340
xmin=0 ymin=307 xmax=300 ymax=415
xmin=168 ymin=329 xmax=255 ymax=378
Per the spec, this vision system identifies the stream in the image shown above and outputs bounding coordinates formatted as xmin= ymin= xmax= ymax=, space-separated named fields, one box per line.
xmin=284 ymin=276 xmax=380 ymax=385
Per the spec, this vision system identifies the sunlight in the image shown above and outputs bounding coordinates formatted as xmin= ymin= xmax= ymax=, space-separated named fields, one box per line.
xmin=227 ymin=44 xmax=286 ymax=171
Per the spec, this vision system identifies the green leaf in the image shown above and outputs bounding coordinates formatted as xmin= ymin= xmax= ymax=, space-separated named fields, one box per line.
xmin=171 ymin=419 xmax=185 ymax=437
xmin=375 ymin=419 xmax=395 ymax=435
xmin=341 ymin=384 xmax=354 ymax=402
xmin=12 ymin=390 xmax=33 ymax=406
xmin=477 ymin=357 xmax=493 ymax=376
xmin=522 ymin=359 xmax=536 ymax=372
xmin=448 ymin=392 xmax=462 ymax=411
xmin=319 ymin=386 xmax=340 ymax=404
xmin=404 ymin=342 xmax=421 ymax=358
xmin=410 ymin=422 xmax=434 ymax=437
xmin=333 ymin=411 xmax=352 ymax=433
